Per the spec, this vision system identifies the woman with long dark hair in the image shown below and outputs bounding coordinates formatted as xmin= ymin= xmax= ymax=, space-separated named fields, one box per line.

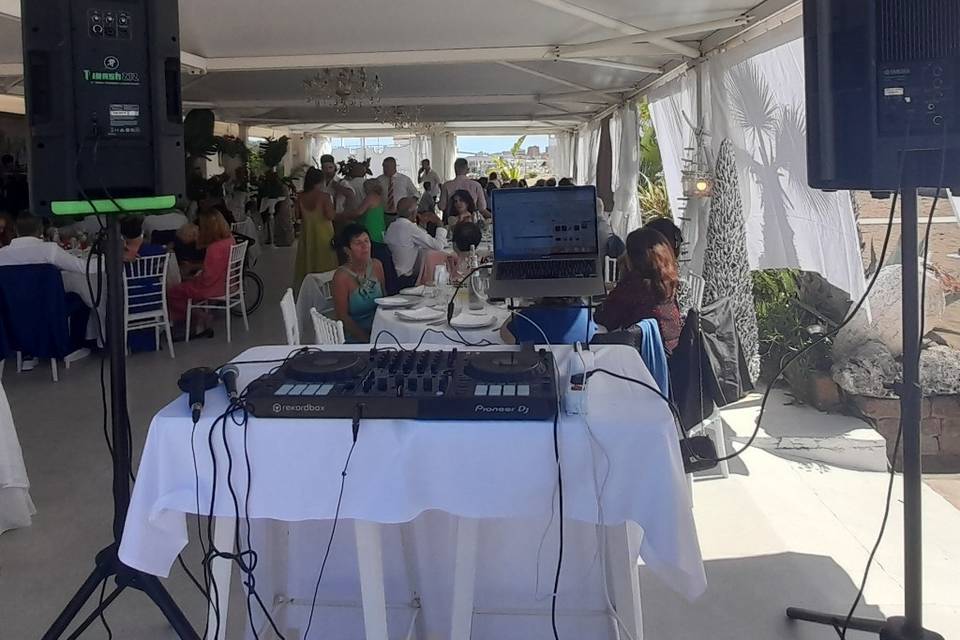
xmin=293 ymin=167 xmax=338 ymax=290
xmin=594 ymin=227 xmax=682 ymax=353
xmin=445 ymin=189 xmax=477 ymax=225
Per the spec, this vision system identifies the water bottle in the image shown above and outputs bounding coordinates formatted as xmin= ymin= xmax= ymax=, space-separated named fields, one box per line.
xmin=468 ymin=245 xmax=484 ymax=310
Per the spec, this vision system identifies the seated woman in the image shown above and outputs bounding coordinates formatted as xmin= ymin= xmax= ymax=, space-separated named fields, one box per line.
xmin=594 ymin=227 xmax=682 ymax=354
xmin=445 ymin=189 xmax=479 ymax=226
xmin=121 ymin=216 xmax=165 ymax=262
xmin=331 ymin=224 xmax=385 ymax=343
xmin=645 ymin=217 xmax=683 ymax=259
xmin=500 ymin=298 xmax=597 ymax=345
xmin=167 ymin=210 xmax=235 ymax=339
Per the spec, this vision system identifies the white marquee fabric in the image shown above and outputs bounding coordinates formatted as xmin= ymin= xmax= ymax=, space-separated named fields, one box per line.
xmin=610 ymin=100 xmax=642 ymax=239
xmin=575 ymin=120 xmax=602 ymax=189
xmin=431 ymin=132 xmax=458 ymax=184
xmin=550 ymin=132 xmax=576 ymax=182
xmin=649 ymin=17 xmax=867 ymax=299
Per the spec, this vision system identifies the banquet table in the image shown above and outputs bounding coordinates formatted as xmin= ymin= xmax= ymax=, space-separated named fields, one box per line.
xmin=370 ymin=293 xmax=512 ymax=347
xmin=119 ymin=343 xmax=705 ymax=640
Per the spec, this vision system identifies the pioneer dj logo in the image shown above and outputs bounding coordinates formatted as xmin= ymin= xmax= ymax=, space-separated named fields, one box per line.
xmin=474 ymin=404 xmax=530 ymax=415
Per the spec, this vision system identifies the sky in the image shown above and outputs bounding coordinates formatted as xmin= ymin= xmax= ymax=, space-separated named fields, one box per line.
xmin=456 ymin=135 xmax=550 ymax=154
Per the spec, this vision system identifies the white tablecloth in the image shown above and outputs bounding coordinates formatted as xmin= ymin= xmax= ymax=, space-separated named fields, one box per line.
xmin=119 ymin=344 xmax=704 ymax=637
xmin=0 ymin=380 xmax=35 ymax=534
xmin=371 ymin=296 xmax=512 ymax=347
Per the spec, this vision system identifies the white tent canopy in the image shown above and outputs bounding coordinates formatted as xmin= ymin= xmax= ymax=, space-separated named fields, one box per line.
xmin=0 ymin=0 xmax=790 ymax=130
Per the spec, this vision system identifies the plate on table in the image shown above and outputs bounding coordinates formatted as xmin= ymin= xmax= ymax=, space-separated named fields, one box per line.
xmin=396 ymin=307 xmax=446 ymax=322
xmin=450 ymin=313 xmax=496 ymax=329
xmin=400 ymin=285 xmax=427 ymax=296
xmin=374 ymin=296 xmax=414 ymax=308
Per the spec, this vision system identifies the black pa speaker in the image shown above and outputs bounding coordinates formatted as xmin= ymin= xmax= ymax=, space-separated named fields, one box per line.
xmin=21 ymin=0 xmax=184 ymax=216
xmin=804 ymin=0 xmax=960 ymax=191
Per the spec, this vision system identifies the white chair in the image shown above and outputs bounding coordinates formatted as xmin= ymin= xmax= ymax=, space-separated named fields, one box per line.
xmin=280 ymin=288 xmax=300 ymax=346
xmin=186 ymin=241 xmax=249 ymax=344
xmin=124 ymin=253 xmax=175 ymax=358
xmin=682 ymin=272 xmax=729 ymax=493
xmin=312 ymin=269 xmax=337 ymax=315
xmin=310 ymin=307 xmax=345 ymax=345
xmin=604 ymin=256 xmax=619 ymax=285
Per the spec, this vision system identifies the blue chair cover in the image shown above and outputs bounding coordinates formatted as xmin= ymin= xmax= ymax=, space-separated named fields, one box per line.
xmin=637 ymin=319 xmax=670 ymax=396
xmin=0 ymin=264 xmax=87 ymax=359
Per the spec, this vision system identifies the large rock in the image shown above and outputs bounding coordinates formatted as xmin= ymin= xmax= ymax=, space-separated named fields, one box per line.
xmin=832 ymin=342 xmax=960 ymax=398
xmin=833 ymin=263 xmax=945 ymax=360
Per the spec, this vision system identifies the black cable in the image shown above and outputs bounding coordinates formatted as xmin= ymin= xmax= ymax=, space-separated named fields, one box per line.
xmin=838 ymin=125 xmax=949 ymax=639
xmin=303 ymin=422 xmax=359 ymax=640
xmin=550 ymin=409 xmax=563 ymax=640
xmin=98 ymin=575 xmax=113 ymax=640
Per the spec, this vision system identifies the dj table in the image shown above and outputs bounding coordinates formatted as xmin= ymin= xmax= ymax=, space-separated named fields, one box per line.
xmin=119 ymin=344 xmax=704 ymax=640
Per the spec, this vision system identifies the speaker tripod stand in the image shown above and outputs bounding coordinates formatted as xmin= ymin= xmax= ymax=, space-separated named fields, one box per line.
xmin=42 ymin=216 xmax=199 ymax=640
xmin=785 ymin=182 xmax=943 ymax=640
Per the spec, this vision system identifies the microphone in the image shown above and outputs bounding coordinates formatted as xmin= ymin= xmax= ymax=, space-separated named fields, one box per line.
xmin=177 ymin=368 xmax=220 ymax=424
xmin=220 ymin=364 xmax=240 ymax=402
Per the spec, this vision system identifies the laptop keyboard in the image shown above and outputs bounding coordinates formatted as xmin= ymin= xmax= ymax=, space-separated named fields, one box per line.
xmin=498 ymin=259 xmax=597 ymax=280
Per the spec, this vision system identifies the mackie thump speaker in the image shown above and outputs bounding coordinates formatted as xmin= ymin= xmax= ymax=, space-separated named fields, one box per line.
xmin=21 ymin=0 xmax=184 ymax=216
xmin=804 ymin=0 xmax=960 ymax=191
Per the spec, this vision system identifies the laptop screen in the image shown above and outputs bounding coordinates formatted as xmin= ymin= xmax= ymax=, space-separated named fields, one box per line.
xmin=491 ymin=186 xmax=599 ymax=260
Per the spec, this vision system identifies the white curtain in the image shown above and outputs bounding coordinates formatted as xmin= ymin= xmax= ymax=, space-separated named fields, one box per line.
xmin=648 ymin=71 xmax=710 ymax=278
xmin=550 ymin=131 xmax=575 ymax=180
xmin=306 ymin=135 xmax=332 ymax=167
xmin=412 ymin=135 xmax=433 ymax=174
xmin=431 ymin=132 xmax=457 ymax=182
xmin=575 ymin=120 xmax=601 ymax=186
xmin=610 ymin=100 xmax=642 ymax=239
xmin=648 ymin=17 xmax=866 ymax=299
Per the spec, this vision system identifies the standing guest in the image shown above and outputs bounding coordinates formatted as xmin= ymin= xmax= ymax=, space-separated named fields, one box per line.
xmin=594 ymin=227 xmax=682 ymax=353
xmin=446 ymin=190 xmax=479 ymax=225
xmin=341 ymin=179 xmax=399 ymax=292
xmin=377 ymin=157 xmax=419 ymax=221
xmin=418 ymin=182 xmax=438 ymax=214
xmin=331 ymin=224 xmax=385 ymax=343
xmin=167 ymin=211 xmax=235 ymax=339
xmin=318 ymin=154 xmax=356 ymax=216
xmin=384 ymin=197 xmax=447 ymax=290
xmin=342 ymin=157 xmax=373 ymax=199
xmin=0 ymin=212 xmax=16 ymax=248
xmin=488 ymin=171 xmax=502 ymax=188
xmin=440 ymin=158 xmax=490 ymax=219
xmin=478 ymin=176 xmax=489 ymax=191
xmin=293 ymin=167 xmax=338 ymax=291
xmin=645 ymin=217 xmax=684 ymax=259
xmin=0 ymin=215 xmax=87 ymax=273
xmin=418 ymin=159 xmax=442 ymax=201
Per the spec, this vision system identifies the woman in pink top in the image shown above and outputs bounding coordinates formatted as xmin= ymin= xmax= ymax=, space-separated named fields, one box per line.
xmin=168 ymin=210 xmax=235 ymax=337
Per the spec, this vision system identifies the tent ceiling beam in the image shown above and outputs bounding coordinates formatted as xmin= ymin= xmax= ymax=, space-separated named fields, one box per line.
xmin=0 ymin=0 xmax=19 ymax=20
xmin=563 ymin=58 xmax=661 ymax=74
xmin=557 ymin=16 xmax=751 ymax=58
xmin=523 ymin=0 xmax=700 ymax=58
xmin=496 ymin=61 xmax=598 ymax=93
xmin=186 ymin=93 xmax=614 ymax=110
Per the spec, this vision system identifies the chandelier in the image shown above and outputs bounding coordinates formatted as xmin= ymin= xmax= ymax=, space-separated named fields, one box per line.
xmin=375 ymin=105 xmax=424 ymax=130
xmin=303 ymin=67 xmax=383 ymax=113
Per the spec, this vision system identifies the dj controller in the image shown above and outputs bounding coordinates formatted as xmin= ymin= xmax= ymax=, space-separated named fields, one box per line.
xmin=244 ymin=348 xmax=558 ymax=421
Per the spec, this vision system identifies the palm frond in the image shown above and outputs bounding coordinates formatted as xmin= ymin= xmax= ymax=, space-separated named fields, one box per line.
xmin=725 ymin=62 xmax=779 ymax=149
xmin=776 ymin=103 xmax=830 ymax=215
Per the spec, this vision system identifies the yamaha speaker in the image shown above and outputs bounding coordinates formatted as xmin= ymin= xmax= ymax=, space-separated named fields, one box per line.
xmin=804 ymin=0 xmax=960 ymax=191
xmin=21 ymin=0 xmax=184 ymax=216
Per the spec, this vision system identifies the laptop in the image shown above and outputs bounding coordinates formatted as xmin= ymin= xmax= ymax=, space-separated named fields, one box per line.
xmin=488 ymin=186 xmax=606 ymax=298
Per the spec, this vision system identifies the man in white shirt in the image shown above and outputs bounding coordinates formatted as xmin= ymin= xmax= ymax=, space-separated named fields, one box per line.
xmin=318 ymin=153 xmax=357 ymax=214
xmin=417 ymin=159 xmax=442 ymax=200
xmin=377 ymin=157 xmax=419 ymax=219
xmin=439 ymin=158 xmax=491 ymax=220
xmin=0 ymin=215 xmax=88 ymax=273
xmin=383 ymin=197 xmax=447 ymax=290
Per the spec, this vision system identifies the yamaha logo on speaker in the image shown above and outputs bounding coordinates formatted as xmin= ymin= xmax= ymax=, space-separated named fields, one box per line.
xmin=474 ymin=404 xmax=530 ymax=415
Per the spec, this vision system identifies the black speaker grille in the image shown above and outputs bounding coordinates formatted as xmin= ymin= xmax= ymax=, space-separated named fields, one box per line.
xmin=879 ymin=0 xmax=960 ymax=62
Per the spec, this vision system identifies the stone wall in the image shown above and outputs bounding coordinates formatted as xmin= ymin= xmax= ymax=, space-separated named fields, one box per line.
xmin=851 ymin=395 xmax=960 ymax=471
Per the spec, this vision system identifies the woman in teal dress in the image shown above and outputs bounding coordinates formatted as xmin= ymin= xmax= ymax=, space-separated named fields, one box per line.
xmin=331 ymin=223 xmax=386 ymax=342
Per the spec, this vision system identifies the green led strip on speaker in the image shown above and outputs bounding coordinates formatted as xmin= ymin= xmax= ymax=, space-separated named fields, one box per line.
xmin=50 ymin=195 xmax=177 ymax=216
